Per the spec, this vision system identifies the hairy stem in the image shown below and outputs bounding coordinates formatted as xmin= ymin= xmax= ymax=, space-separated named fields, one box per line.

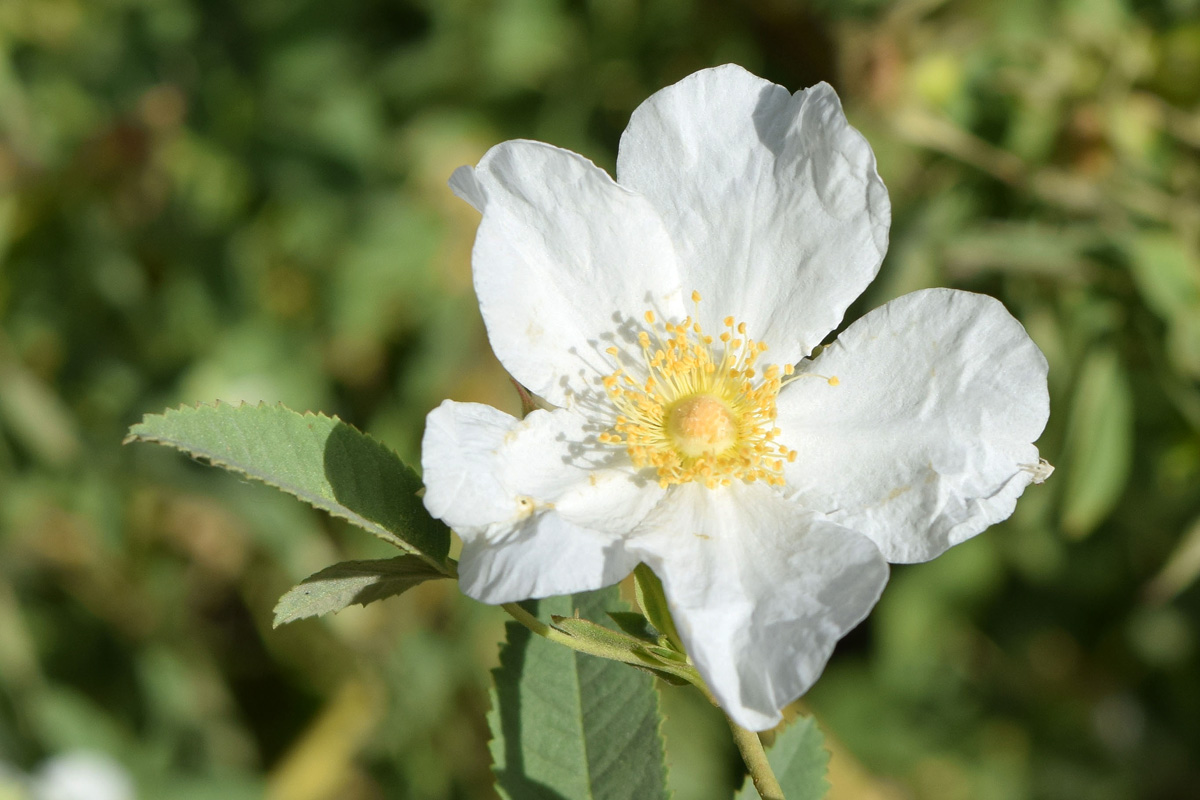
xmin=501 ymin=601 xmax=555 ymax=638
xmin=500 ymin=601 xmax=700 ymax=683
xmin=500 ymin=602 xmax=628 ymax=660
xmin=728 ymin=720 xmax=785 ymax=800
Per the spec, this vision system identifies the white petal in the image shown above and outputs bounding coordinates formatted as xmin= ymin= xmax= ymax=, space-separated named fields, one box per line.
xmin=627 ymin=483 xmax=888 ymax=731
xmin=616 ymin=65 xmax=891 ymax=361
xmin=776 ymin=289 xmax=1051 ymax=563
xmin=456 ymin=515 xmax=635 ymax=604
xmin=448 ymin=164 xmax=487 ymax=211
xmin=421 ymin=400 xmax=662 ymax=602
xmin=421 ymin=401 xmax=512 ymax=535
xmin=458 ymin=141 xmax=686 ymax=408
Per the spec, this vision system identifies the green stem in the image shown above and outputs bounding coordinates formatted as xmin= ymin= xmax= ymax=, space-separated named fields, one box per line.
xmin=501 ymin=602 xmax=555 ymax=638
xmin=500 ymin=602 xmax=631 ymax=661
xmin=728 ymin=720 xmax=785 ymax=800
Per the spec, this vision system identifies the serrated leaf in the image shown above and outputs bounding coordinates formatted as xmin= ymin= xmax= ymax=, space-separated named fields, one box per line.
xmin=1060 ymin=349 xmax=1133 ymax=538
xmin=734 ymin=716 xmax=829 ymax=800
xmin=272 ymin=556 xmax=448 ymax=627
xmin=125 ymin=402 xmax=451 ymax=566
xmin=489 ymin=587 xmax=670 ymax=800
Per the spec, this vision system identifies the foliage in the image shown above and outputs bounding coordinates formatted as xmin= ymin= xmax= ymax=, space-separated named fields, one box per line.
xmin=2 ymin=0 xmax=1199 ymax=798
xmin=272 ymin=556 xmax=449 ymax=627
xmin=126 ymin=403 xmax=451 ymax=565
xmin=489 ymin=589 xmax=669 ymax=800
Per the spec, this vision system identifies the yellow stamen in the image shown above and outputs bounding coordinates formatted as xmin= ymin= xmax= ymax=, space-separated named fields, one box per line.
xmin=599 ymin=293 xmax=797 ymax=488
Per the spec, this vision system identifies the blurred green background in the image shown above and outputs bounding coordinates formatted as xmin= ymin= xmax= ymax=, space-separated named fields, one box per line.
xmin=2 ymin=0 xmax=1199 ymax=797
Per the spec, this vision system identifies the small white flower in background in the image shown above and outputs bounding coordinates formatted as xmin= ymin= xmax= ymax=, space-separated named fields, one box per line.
xmin=423 ymin=64 xmax=1050 ymax=730
xmin=32 ymin=752 xmax=134 ymax=800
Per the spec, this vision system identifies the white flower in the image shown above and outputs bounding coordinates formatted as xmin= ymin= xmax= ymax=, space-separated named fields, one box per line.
xmin=422 ymin=65 xmax=1049 ymax=731
xmin=33 ymin=752 xmax=135 ymax=800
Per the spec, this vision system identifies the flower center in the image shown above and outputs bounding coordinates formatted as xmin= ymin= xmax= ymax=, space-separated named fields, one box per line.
xmin=667 ymin=395 xmax=737 ymax=457
xmin=597 ymin=291 xmax=797 ymax=489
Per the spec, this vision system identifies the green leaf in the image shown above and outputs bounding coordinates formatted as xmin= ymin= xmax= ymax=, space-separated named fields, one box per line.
xmin=1125 ymin=232 xmax=1200 ymax=377
xmin=489 ymin=587 xmax=671 ymax=800
xmin=1125 ymin=231 xmax=1200 ymax=321
xmin=606 ymin=611 xmax=658 ymax=641
xmin=633 ymin=564 xmax=685 ymax=654
xmin=125 ymin=402 xmax=451 ymax=567
xmin=1060 ymin=349 xmax=1133 ymax=538
xmin=734 ymin=716 xmax=829 ymax=800
xmin=272 ymin=555 xmax=448 ymax=627
xmin=548 ymin=614 xmax=691 ymax=684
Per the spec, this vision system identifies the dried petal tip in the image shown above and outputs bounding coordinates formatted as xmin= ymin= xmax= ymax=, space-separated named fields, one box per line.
xmin=1022 ymin=458 xmax=1055 ymax=484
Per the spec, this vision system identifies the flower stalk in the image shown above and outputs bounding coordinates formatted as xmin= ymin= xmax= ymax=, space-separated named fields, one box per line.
xmin=728 ymin=721 xmax=785 ymax=800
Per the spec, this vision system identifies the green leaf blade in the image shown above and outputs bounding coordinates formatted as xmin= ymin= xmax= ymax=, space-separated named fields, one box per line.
xmin=1060 ymin=349 xmax=1133 ymax=538
xmin=125 ymin=402 xmax=451 ymax=566
xmin=489 ymin=587 xmax=670 ymax=800
xmin=633 ymin=564 xmax=685 ymax=654
xmin=272 ymin=555 xmax=448 ymax=627
xmin=734 ymin=716 xmax=829 ymax=800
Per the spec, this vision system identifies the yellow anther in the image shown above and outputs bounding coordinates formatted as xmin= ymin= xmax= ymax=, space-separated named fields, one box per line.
xmin=828 ymin=376 xmax=840 ymax=387
xmin=599 ymin=299 xmax=794 ymax=488
xmin=692 ymin=290 xmax=702 ymax=303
